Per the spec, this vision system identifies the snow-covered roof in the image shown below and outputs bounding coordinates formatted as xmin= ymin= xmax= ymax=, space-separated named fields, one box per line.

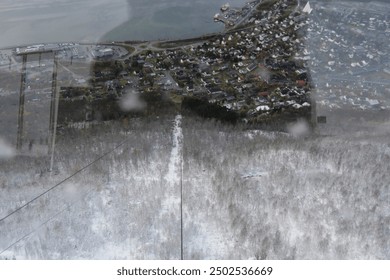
xmin=303 ymin=2 xmax=313 ymax=14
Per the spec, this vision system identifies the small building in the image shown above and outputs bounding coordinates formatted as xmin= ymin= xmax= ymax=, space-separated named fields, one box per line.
xmin=246 ymin=63 xmax=258 ymax=72
xmin=303 ymin=2 xmax=313 ymax=14
xmin=101 ymin=48 xmax=114 ymax=57
xmin=256 ymin=105 xmax=270 ymax=111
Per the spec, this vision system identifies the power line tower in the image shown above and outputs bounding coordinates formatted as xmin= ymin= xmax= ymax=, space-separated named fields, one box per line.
xmin=16 ymin=54 xmax=27 ymax=151
xmin=15 ymin=50 xmax=59 ymax=170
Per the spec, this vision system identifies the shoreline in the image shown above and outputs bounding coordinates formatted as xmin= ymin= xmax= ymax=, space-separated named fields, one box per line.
xmin=0 ymin=0 xmax=317 ymax=128
xmin=0 ymin=0 xmax=263 ymax=52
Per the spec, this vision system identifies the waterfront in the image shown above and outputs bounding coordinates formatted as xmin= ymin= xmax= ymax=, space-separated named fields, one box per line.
xmin=0 ymin=0 xmax=250 ymax=49
xmin=1 ymin=0 xmax=388 ymax=49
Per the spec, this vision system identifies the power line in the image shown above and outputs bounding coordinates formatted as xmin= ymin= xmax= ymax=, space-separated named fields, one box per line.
xmin=179 ymin=115 xmax=184 ymax=261
xmin=0 ymin=116 xmax=182 ymax=257
xmin=0 ymin=208 xmax=68 ymax=256
xmin=0 ymin=134 xmax=130 ymax=255
xmin=0 ymin=188 xmax=96 ymax=256
xmin=0 ymin=138 xmax=129 ymax=224
xmin=180 ymin=136 xmax=183 ymax=260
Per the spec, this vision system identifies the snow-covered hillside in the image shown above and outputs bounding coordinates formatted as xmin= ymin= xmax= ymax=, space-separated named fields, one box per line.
xmin=0 ymin=114 xmax=389 ymax=259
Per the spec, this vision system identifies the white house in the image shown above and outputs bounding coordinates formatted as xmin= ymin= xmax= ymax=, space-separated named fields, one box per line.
xmin=303 ymin=2 xmax=313 ymax=14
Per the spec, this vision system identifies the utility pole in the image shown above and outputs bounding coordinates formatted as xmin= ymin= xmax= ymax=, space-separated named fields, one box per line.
xmin=179 ymin=117 xmax=184 ymax=261
xmin=16 ymin=54 xmax=27 ymax=150
xmin=16 ymin=49 xmax=60 ymax=169
xmin=49 ymin=52 xmax=59 ymax=171
xmin=180 ymin=147 xmax=184 ymax=260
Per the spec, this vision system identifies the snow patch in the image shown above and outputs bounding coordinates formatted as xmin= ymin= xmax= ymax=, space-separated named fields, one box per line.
xmin=241 ymin=170 xmax=269 ymax=179
xmin=245 ymin=130 xmax=289 ymax=140
xmin=164 ymin=115 xmax=183 ymax=183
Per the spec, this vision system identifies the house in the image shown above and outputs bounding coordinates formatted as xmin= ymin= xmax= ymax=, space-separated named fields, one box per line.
xmin=101 ymin=48 xmax=114 ymax=57
xmin=186 ymin=84 xmax=194 ymax=92
xmin=136 ymin=59 xmax=145 ymax=66
xmin=302 ymin=2 xmax=313 ymax=14
xmin=226 ymin=95 xmax=236 ymax=102
xmin=256 ymin=105 xmax=270 ymax=111
xmin=246 ymin=63 xmax=258 ymax=72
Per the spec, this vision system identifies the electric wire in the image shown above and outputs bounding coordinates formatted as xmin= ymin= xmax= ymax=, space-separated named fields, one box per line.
xmin=0 ymin=138 xmax=129 ymax=224
xmin=0 ymin=136 xmax=131 ymax=255
xmin=0 ymin=188 xmax=96 ymax=256
xmin=0 ymin=116 xmax=182 ymax=257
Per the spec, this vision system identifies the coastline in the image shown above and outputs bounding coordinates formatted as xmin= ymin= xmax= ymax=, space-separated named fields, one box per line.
xmin=0 ymin=0 xmax=261 ymax=51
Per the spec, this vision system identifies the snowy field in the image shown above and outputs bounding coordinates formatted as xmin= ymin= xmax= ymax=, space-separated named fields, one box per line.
xmin=0 ymin=113 xmax=389 ymax=259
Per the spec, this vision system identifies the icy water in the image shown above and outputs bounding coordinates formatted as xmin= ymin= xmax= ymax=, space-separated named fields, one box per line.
xmin=1 ymin=0 xmax=387 ymax=48
xmin=0 ymin=0 xmax=249 ymax=48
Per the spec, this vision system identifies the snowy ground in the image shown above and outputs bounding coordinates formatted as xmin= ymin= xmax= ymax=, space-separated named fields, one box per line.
xmin=182 ymin=115 xmax=389 ymax=259
xmin=0 ymin=112 xmax=389 ymax=259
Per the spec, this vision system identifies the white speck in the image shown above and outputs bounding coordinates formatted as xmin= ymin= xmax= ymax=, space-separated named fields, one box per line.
xmin=287 ymin=119 xmax=310 ymax=138
xmin=0 ymin=137 xmax=15 ymax=160
xmin=118 ymin=89 xmax=146 ymax=112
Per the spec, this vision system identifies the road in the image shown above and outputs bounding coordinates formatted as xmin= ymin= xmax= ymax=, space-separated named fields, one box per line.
xmin=116 ymin=0 xmax=264 ymax=58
